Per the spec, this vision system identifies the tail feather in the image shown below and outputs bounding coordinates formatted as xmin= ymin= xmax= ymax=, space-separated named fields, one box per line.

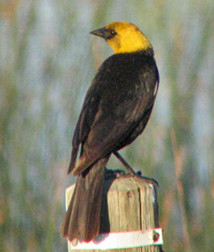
xmin=61 ymin=156 xmax=109 ymax=242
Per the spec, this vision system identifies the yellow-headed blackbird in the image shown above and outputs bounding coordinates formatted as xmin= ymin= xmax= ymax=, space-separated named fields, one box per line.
xmin=61 ymin=21 xmax=159 ymax=242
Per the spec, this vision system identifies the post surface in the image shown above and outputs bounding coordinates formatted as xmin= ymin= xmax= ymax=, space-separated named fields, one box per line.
xmin=65 ymin=171 xmax=162 ymax=252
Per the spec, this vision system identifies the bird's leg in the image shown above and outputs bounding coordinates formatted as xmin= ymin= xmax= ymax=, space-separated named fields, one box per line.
xmin=113 ymin=151 xmax=158 ymax=186
xmin=113 ymin=151 xmax=136 ymax=176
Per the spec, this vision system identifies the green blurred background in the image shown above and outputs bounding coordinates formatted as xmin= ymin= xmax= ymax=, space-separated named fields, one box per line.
xmin=0 ymin=0 xmax=214 ymax=251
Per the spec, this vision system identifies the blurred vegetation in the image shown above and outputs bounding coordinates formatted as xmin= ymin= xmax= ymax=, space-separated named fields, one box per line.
xmin=0 ymin=0 xmax=214 ymax=251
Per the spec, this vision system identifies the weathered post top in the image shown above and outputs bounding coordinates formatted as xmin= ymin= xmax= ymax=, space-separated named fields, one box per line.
xmin=65 ymin=170 xmax=163 ymax=252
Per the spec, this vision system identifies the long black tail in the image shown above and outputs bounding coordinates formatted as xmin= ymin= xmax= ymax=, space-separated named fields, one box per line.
xmin=61 ymin=156 xmax=109 ymax=242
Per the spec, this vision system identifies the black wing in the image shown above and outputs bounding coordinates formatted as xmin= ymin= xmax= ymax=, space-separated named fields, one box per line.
xmin=67 ymin=79 xmax=101 ymax=173
xmin=68 ymin=52 xmax=159 ymax=175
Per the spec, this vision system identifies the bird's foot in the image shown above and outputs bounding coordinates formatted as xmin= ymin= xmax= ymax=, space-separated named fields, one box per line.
xmin=135 ymin=171 xmax=159 ymax=187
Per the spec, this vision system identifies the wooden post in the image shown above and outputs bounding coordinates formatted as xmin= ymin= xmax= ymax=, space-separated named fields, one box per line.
xmin=65 ymin=170 xmax=163 ymax=252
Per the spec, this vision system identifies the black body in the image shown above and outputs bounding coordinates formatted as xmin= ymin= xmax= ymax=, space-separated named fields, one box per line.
xmin=61 ymin=48 xmax=159 ymax=242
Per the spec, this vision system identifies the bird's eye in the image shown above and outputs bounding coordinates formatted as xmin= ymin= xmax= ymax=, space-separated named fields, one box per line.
xmin=106 ymin=29 xmax=116 ymax=39
xmin=110 ymin=30 xmax=116 ymax=35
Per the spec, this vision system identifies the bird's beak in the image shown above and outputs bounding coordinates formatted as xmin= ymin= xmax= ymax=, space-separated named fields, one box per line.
xmin=90 ymin=27 xmax=106 ymax=38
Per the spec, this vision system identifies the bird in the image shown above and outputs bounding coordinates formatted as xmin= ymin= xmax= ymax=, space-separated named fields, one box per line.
xmin=61 ymin=21 xmax=159 ymax=243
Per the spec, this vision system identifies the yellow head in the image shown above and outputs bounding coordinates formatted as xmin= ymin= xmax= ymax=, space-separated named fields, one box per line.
xmin=90 ymin=21 xmax=152 ymax=54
